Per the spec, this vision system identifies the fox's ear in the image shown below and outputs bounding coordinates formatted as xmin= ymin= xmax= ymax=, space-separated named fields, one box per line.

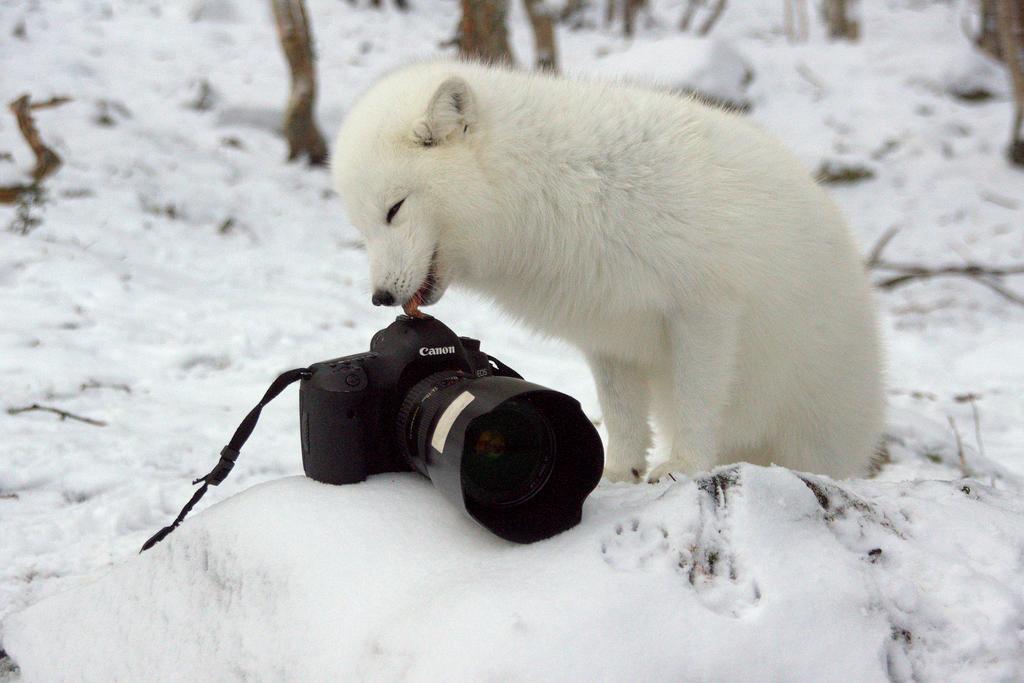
xmin=412 ymin=77 xmax=476 ymax=147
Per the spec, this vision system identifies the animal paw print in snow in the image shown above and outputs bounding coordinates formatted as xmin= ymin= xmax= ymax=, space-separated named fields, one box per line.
xmin=600 ymin=518 xmax=673 ymax=571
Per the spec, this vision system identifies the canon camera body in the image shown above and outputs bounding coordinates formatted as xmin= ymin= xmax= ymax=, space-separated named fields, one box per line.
xmin=299 ymin=315 xmax=604 ymax=542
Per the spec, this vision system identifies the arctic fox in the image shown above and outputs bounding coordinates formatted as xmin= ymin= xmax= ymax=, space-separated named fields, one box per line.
xmin=331 ymin=61 xmax=885 ymax=482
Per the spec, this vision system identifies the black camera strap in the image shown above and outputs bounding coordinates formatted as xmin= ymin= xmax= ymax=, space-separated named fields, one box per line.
xmin=140 ymin=367 xmax=311 ymax=552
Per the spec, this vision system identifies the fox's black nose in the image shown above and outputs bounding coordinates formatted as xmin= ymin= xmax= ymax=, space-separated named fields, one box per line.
xmin=372 ymin=289 xmax=396 ymax=306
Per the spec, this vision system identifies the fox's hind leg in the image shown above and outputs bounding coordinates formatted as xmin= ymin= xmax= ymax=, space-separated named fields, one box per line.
xmin=586 ymin=353 xmax=653 ymax=483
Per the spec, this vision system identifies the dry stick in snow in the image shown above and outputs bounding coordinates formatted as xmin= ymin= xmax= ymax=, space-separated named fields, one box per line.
xmin=958 ymin=393 xmax=987 ymax=461
xmin=271 ymin=0 xmax=328 ymax=166
xmin=7 ymin=403 xmax=107 ymax=427
xmin=523 ymin=0 xmax=558 ymax=71
xmin=997 ymin=0 xmax=1024 ymax=165
xmin=29 ymin=96 xmax=72 ymax=111
xmin=0 ymin=95 xmax=65 ymax=205
xmin=947 ymin=416 xmax=970 ymax=477
xmin=866 ymin=227 xmax=1024 ymax=306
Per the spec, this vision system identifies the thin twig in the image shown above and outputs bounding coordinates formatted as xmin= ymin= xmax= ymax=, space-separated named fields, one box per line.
xmin=29 ymin=96 xmax=72 ymax=111
xmin=873 ymin=267 xmax=1024 ymax=305
xmin=969 ymin=397 xmax=985 ymax=462
xmin=947 ymin=416 xmax=969 ymax=477
xmin=7 ymin=403 xmax=107 ymax=427
xmin=970 ymin=274 xmax=1024 ymax=306
xmin=865 ymin=226 xmax=900 ymax=268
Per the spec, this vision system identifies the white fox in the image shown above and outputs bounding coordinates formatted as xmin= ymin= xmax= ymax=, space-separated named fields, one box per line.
xmin=331 ymin=61 xmax=885 ymax=482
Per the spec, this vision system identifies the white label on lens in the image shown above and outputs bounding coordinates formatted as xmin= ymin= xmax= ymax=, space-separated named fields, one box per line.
xmin=431 ymin=391 xmax=476 ymax=453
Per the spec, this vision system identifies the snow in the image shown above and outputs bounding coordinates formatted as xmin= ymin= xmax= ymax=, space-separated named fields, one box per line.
xmin=580 ymin=36 xmax=755 ymax=109
xmin=2 ymin=0 xmax=1023 ymax=680
xmin=7 ymin=466 xmax=1024 ymax=681
xmin=942 ymin=43 xmax=1010 ymax=102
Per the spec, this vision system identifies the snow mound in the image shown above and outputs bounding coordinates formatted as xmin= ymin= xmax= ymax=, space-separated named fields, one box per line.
xmin=587 ymin=37 xmax=754 ymax=111
xmin=942 ymin=43 xmax=1009 ymax=102
xmin=5 ymin=465 xmax=1024 ymax=681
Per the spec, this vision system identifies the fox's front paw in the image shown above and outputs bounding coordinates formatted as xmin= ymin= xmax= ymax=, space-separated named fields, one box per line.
xmin=602 ymin=463 xmax=644 ymax=484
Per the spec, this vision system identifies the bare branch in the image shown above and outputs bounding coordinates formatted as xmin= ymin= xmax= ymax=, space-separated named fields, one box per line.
xmin=873 ymin=265 xmax=1024 ymax=305
xmin=865 ymin=226 xmax=900 ymax=268
xmin=866 ymin=227 xmax=1024 ymax=305
xmin=29 ymin=96 xmax=72 ymax=111
xmin=969 ymin=274 xmax=1024 ymax=305
xmin=8 ymin=403 xmax=107 ymax=427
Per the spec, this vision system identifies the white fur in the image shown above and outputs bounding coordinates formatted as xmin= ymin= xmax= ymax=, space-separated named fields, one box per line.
xmin=332 ymin=61 xmax=886 ymax=482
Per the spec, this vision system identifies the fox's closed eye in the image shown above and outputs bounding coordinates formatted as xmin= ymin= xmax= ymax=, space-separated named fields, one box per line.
xmin=386 ymin=198 xmax=406 ymax=224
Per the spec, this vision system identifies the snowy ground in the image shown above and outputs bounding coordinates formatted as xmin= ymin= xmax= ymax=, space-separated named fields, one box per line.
xmin=1 ymin=0 xmax=1023 ymax=680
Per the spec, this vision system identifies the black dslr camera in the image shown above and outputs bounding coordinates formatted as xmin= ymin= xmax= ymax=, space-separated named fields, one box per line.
xmin=142 ymin=315 xmax=604 ymax=551
xmin=300 ymin=315 xmax=604 ymax=543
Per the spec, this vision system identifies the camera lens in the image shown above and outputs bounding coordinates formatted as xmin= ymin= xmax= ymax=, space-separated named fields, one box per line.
xmin=398 ymin=371 xmax=603 ymax=543
xmin=461 ymin=399 xmax=555 ymax=507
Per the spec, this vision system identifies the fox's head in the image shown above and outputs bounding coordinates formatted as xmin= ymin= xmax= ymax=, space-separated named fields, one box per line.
xmin=332 ymin=66 xmax=490 ymax=313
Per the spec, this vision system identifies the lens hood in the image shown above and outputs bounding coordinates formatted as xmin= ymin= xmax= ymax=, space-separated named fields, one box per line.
xmin=407 ymin=375 xmax=603 ymax=543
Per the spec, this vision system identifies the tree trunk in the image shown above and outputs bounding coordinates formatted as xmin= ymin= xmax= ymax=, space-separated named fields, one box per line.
xmin=679 ymin=0 xmax=701 ymax=32
xmin=795 ymin=0 xmax=809 ymax=42
xmin=523 ymin=0 xmax=558 ymax=71
xmin=623 ymin=0 xmax=637 ymax=37
xmin=824 ymin=0 xmax=860 ymax=41
xmin=621 ymin=0 xmax=647 ymax=37
xmin=458 ymin=0 xmax=514 ymax=64
xmin=271 ymin=0 xmax=328 ymax=165
xmin=696 ymin=0 xmax=726 ymax=35
xmin=784 ymin=0 xmax=808 ymax=43
xmin=977 ymin=0 xmax=1003 ymax=60
xmin=997 ymin=0 xmax=1024 ymax=165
